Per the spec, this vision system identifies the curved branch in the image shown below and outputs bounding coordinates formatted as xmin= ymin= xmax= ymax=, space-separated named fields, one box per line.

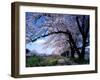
xmin=31 ymin=31 xmax=68 ymax=42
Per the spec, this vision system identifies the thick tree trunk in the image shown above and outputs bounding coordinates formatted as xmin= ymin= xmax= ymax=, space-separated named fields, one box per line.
xmin=71 ymin=47 xmax=75 ymax=58
xmin=81 ymin=46 xmax=85 ymax=59
xmin=79 ymin=37 xmax=86 ymax=60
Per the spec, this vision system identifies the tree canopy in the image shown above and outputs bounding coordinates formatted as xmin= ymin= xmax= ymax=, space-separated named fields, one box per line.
xmin=26 ymin=12 xmax=90 ymax=60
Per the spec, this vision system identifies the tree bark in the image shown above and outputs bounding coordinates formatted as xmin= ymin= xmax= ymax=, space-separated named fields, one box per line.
xmin=80 ymin=37 xmax=86 ymax=60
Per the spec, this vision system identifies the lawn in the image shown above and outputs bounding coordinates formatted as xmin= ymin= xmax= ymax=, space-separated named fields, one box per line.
xmin=26 ymin=54 xmax=89 ymax=67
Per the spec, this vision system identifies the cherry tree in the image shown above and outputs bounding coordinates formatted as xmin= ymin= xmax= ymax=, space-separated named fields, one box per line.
xmin=26 ymin=12 xmax=90 ymax=60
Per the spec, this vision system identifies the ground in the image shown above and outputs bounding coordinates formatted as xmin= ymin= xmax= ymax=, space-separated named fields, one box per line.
xmin=26 ymin=54 xmax=89 ymax=67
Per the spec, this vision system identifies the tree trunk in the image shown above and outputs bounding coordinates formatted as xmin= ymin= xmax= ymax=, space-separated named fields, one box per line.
xmin=71 ymin=47 xmax=75 ymax=58
xmin=79 ymin=38 xmax=86 ymax=60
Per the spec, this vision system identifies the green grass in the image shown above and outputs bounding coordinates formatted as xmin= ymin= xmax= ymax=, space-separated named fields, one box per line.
xmin=26 ymin=55 xmax=89 ymax=67
xmin=26 ymin=55 xmax=58 ymax=67
xmin=70 ymin=57 xmax=89 ymax=64
xmin=26 ymin=55 xmax=61 ymax=67
xmin=26 ymin=55 xmax=42 ymax=67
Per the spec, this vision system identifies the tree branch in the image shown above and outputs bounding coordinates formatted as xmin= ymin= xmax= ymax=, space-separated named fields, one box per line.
xmin=76 ymin=16 xmax=83 ymax=35
xmin=85 ymin=17 xmax=89 ymax=38
xmin=31 ymin=31 xmax=68 ymax=42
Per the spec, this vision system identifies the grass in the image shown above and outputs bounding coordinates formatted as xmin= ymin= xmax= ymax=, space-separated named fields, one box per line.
xmin=26 ymin=55 xmax=59 ymax=67
xmin=70 ymin=57 xmax=89 ymax=64
xmin=26 ymin=55 xmax=89 ymax=67
xmin=26 ymin=55 xmax=42 ymax=67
